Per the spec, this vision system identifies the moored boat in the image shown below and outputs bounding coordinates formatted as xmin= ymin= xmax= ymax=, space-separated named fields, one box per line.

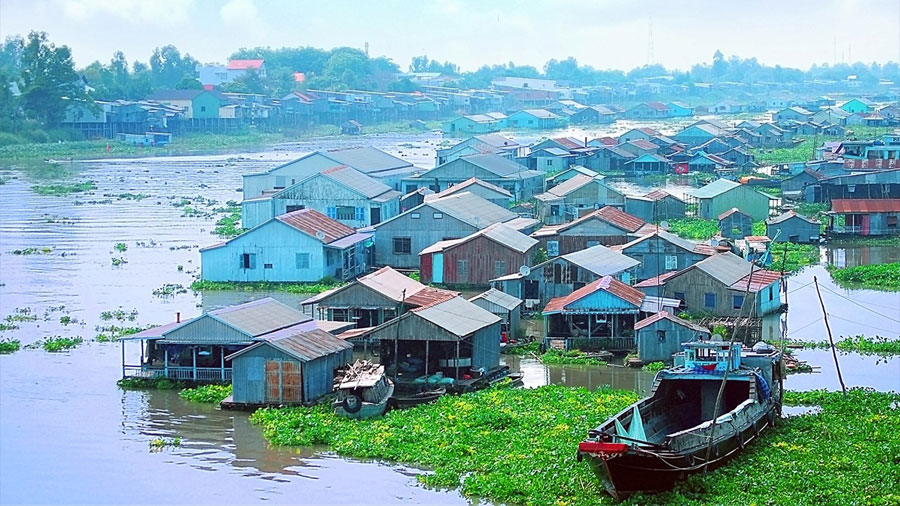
xmin=390 ymin=386 xmax=447 ymax=409
xmin=576 ymin=339 xmax=784 ymax=498
xmin=333 ymin=360 xmax=394 ymax=419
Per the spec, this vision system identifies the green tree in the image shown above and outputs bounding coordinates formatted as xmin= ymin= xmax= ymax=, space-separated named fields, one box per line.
xmin=175 ymin=76 xmax=203 ymax=89
xmin=149 ymin=45 xmax=197 ymax=88
xmin=19 ymin=31 xmax=89 ymax=126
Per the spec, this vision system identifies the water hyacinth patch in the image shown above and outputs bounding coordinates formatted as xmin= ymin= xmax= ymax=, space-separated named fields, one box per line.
xmin=252 ymin=385 xmax=639 ymax=506
xmin=0 ymin=338 xmax=21 ymax=354
xmin=179 ymin=384 xmax=232 ymax=403
xmin=31 ymin=181 xmax=96 ymax=196
xmin=827 ymin=262 xmax=900 ymax=291
xmin=189 ymin=279 xmax=344 ymax=295
xmin=40 ymin=336 xmax=83 ymax=352
xmin=539 ymin=348 xmax=607 ymax=366
xmin=642 ymin=361 xmax=666 ymax=372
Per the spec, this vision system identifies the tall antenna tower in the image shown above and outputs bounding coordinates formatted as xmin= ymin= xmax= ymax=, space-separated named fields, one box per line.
xmin=647 ymin=17 xmax=654 ymax=65
xmin=364 ymin=42 xmax=369 ymax=57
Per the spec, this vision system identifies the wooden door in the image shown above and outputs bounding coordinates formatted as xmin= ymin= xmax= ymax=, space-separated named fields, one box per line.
xmin=861 ymin=214 xmax=870 ymax=236
xmin=280 ymin=361 xmax=302 ymax=403
xmin=265 ymin=360 xmax=281 ymax=403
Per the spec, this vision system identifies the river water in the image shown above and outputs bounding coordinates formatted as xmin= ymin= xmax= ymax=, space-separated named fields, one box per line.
xmin=1 ymin=130 xmax=897 ymax=503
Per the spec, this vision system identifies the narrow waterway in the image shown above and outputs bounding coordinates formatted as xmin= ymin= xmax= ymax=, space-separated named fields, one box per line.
xmin=1 ymin=134 xmax=897 ymax=504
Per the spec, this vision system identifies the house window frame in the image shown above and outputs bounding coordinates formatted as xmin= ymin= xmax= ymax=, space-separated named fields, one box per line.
xmin=296 ymin=252 xmax=310 ymax=269
xmin=704 ymin=292 xmax=716 ymax=308
xmin=732 ymin=294 xmax=745 ymax=310
xmin=393 ymin=237 xmax=412 ymax=255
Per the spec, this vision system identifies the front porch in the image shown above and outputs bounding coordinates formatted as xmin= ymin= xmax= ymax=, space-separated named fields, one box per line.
xmin=120 ymin=339 xmax=241 ymax=383
xmin=543 ymin=311 xmax=639 ymax=352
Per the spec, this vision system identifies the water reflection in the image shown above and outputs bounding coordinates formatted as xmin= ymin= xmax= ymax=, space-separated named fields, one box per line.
xmin=503 ymin=355 xmax=657 ymax=396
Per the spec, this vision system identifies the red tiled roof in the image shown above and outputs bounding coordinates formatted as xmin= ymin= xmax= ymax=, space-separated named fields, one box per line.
xmin=543 ymin=276 xmax=644 ymax=313
xmin=592 ymin=136 xmax=618 ymax=145
xmin=646 ymin=102 xmax=670 ymax=111
xmin=276 ymin=209 xmax=355 ymax=243
xmin=729 ymin=269 xmax=782 ymax=293
xmin=406 ymin=287 xmax=458 ymax=307
xmin=553 ymin=137 xmax=584 ymax=150
xmin=634 ymin=311 xmax=710 ymax=333
xmin=643 ymin=189 xmax=682 ymax=202
xmin=638 ymin=127 xmax=660 ymax=135
xmin=227 ymin=59 xmax=264 ymax=70
xmin=593 ymin=206 xmax=646 ymax=233
xmin=831 ymin=199 xmax=900 ymax=213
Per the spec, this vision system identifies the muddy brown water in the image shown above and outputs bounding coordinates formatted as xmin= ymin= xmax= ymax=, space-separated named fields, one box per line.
xmin=0 ymin=131 xmax=897 ymax=503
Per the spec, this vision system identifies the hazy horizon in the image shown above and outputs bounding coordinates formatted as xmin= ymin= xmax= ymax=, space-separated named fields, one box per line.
xmin=2 ymin=0 xmax=899 ymax=74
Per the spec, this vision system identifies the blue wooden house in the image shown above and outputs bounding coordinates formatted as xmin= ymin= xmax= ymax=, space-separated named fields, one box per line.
xmin=634 ymin=311 xmax=710 ymax=362
xmin=506 ymin=109 xmax=564 ymax=129
xmin=242 ymin=165 xmax=401 ymax=229
xmin=765 ymin=211 xmax=821 ymax=243
xmin=688 ymin=151 xmax=734 ymax=173
xmin=443 ymin=114 xmax=503 ymax=135
xmin=201 ymin=209 xmax=371 ymax=283
xmin=225 ymin=329 xmax=352 ymax=407
xmin=718 ymin=208 xmax=754 ymax=239
xmin=611 ymin=230 xmax=715 ymax=282
xmin=624 ymin=189 xmax=686 ymax=222
xmin=667 ymin=102 xmax=693 ymax=117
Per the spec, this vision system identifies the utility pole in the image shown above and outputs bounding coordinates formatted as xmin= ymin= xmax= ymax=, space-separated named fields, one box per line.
xmin=813 ymin=276 xmax=847 ymax=395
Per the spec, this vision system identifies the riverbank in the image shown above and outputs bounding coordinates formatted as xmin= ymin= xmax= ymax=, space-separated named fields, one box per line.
xmin=251 ymin=384 xmax=900 ymax=506
xmin=0 ymin=121 xmax=442 ymax=171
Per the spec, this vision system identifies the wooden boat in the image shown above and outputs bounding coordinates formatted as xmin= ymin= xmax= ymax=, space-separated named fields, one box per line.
xmin=390 ymin=386 xmax=446 ymax=409
xmin=333 ymin=360 xmax=394 ymax=419
xmin=577 ymin=340 xmax=784 ymax=499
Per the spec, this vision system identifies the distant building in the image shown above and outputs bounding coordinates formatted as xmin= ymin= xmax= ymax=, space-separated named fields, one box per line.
xmin=435 ymin=135 xmax=520 ymax=165
xmin=625 ymin=102 xmax=670 ymax=119
xmin=624 ymin=189 xmax=686 ymax=222
xmin=827 ymin=199 xmax=900 ymax=236
xmin=226 ymin=59 xmax=266 ymax=81
xmin=687 ymin=179 xmax=774 ymax=220
xmin=532 ymin=206 xmax=644 ymax=255
xmin=718 ymin=208 xmax=754 ymax=239
xmin=839 ymin=98 xmax=875 ymax=114
xmin=506 ymin=109 xmax=565 ymax=129
xmin=534 ymin=175 xmax=625 ymax=225
xmin=634 ymin=311 xmax=710 ymax=363
xmin=404 ymin=153 xmax=543 ymax=201
xmin=766 ymin=211 xmax=821 ymax=243
xmin=611 ymin=230 xmax=715 ymax=281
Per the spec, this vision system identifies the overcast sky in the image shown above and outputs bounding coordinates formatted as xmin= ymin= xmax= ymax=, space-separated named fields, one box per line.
xmin=2 ymin=0 xmax=899 ymax=72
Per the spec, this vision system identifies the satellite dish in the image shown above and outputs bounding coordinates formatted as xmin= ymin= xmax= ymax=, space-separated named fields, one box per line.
xmin=659 ymin=220 xmax=669 ymax=231
xmin=363 ymin=239 xmax=374 ymax=248
xmin=518 ymin=265 xmax=531 ymax=277
xmin=315 ymin=230 xmax=326 ymax=240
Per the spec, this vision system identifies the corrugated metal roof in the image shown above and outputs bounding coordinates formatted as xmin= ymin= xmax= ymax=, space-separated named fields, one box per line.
xmin=459 ymin=153 xmax=531 ymax=177
xmin=327 ymin=231 xmax=373 ymax=249
xmin=729 ymin=269 xmax=782 ymax=293
xmin=831 ymin=199 xmax=900 ymax=213
xmin=592 ymin=206 xmax=646 ymax=233
xmin=717 ymin=207 xmax=751 ymax=221
xmin=691 ymin=252 xmax=755 ymax=286
xmin=468 ymin=288 xmax=522 ymax=311
xmin=519 ymin=109 xmax=559 ymax=119
xmin=432 ymin=177 xmax=513 ymax=199
xmin=504 ymin=216 xmax=540 ymax=231
xmin=561 ymin=244 xmax=640 ymax=276
xmin=419 ymin=238 xmax=464 ymax=255
xmin=358 ymin=266 xmax=429 ymax=302
xmin=226 ymin=328 xmax=352 ymax=362
xmin=473 ymin=134 xmax=519 ymax=148
xmin=539 ymin=173 xmax=595 ymax=198
xmin=614 ymin=230 xmax=712 ymax=257
xmin=277 ymin=209 xmax=356 ymax=243
xmin=639 ymin=296 xmax=682 ymax=313
xmin=628 ymin=139 xmax=658 ymax=150
xmin=325 ymin=146 xmax=411 ymax=174
xmin=321 ymin=165 xmax=393 ymax=199
xmin=543 ymin=276 xmax=644 ymax=313
xmin=689 ymin=179 xmax=741 ymax=199
xmin=478 ymin=223 xmax=539 ymax=253
xmin=634 ymin=311 xmax=710 ymax=333
xmin=211 ymin=298 xmax=311 ymax=337
xmin=633 ymin=271 xmax=681 ymax=288
xmin=643 ymin=189 xmax=683 ymax=202
xmin=405 ymin=286 xmax=458 ymax=307
xmin=227 ymin=59 xmax=264 ymax=70
xmin=427 ymin=191 xmax=517 ymax=228
xmin=412 ymin=296 xmax=500 ymax=336
xmin=766 ymin=210 xmax=819 ymax=225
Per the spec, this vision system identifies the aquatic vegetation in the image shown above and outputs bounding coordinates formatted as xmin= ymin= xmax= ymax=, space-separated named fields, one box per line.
xmin=502 ymin=340 xmax=540 ymax=356
xmin=179 ymin=384 xmax=232 ymax=403
xmin=252 ymin=384 xmax=639 ymax=506
xmin=113 ymin=242 xmax=128 ymax=252
xmin=407 ymin=271 xmax=421 ymax=282
xmin=0 ymin=338 xmax=21 ymax=354
xmin=149 ymin=437 xmax=182 ymax=450
xmin=58 ymin=315 xmax=80 ymax=326
xmin=827 ymin=262 xmax=900 ymax=291
xmin=189 ymin=279 xmax=343 ymax=295
xmin=31 ymin=180 xmax=96 ymax=196
xmin=95 ymin=325 xmax=143 ymax=342
xmin=110 ymin=256 xmax=127 ymax=266
xmin=5 ymin=308 xmax=39 ymax=323
xmin=769 ymin=241 xmax=819 ymax=273
xmin=106 ymin=192 xmax=149 ymax=201
xmin=665 ymin=218 xmax=718 ymax=240
xmin=752 ymin=140 xmax=817 ymax=165
xmin=830 ymin=236 xmax=900 ymax=247
xmin=212 ymin=205 xmax=244 ymax=238
xmin=10 ymin=247 xmax=53 ymax=255
xmin=795 ymin=202 xmax=830 ymax=223
xmin=751 ymin=220 xmax=766 ymax=236
xmin=642 ymin=361 xmax=666 ymax=372
xmin=634 ymin=389 xmax=900 ymax=506
xmin=117 ymin=377 xmax=186 ymax=389
xmin=152 ymin=283 xmax=188 ymax=297
xmin=99 ymin=308 xmax=138 ymax=321
xmin=539 ymin=349 xmax=607 ymax=366
xmin=801 ymin=335 xmax=900 ymax=356
xmin=40 ymin=336 xmax=83 ymax=352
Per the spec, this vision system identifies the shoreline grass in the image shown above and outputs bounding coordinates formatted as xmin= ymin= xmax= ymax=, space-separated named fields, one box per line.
xmin=190 ymin=279 xmax=343 ymax=295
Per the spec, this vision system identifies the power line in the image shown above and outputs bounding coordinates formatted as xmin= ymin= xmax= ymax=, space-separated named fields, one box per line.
xmin=819 ymin=285 xmax=900 ymax=324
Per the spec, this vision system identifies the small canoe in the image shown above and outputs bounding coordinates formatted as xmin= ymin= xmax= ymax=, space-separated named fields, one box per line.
xmin=391 ymin=386 xmax=446 ymax=409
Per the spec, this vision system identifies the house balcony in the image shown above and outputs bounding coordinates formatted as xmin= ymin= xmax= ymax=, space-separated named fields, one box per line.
xmin=123 ymin=364 xmax=232 ymax=382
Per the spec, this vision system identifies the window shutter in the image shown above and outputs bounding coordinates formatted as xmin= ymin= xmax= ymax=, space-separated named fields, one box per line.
xmin=249 ymin=253 xmax=256 ymax=269
xmin=327 ymin=207 xmax=337 ymax=219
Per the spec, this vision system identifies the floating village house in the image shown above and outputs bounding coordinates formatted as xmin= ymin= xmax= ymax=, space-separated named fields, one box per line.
xmin=443 ymin=114 xmax=504 ymax=135
xmin=492 ymin=243 xmax=640 ymax=307
xmin=435 ymin=135 xmax=520 ymax=165
xmin=766 ymin=211 xmax=821 ymax=243
xmin=301 ymin=266 xmax=457 ymax=328
xmin=718 ymin=208 xmax=754 ymax=239
xmin=624 ymin=102 xmax=670 ymax=119
xmin=362 ymin=296 xmax=502 ymax=383
xmin=403 ymin=153 xmax=544 ymax=201
xmin=827 ymin=199 xmax=900 ymax=236
xmin=541 ymin=276 xmax=646 ymax=351
xmin=533 ymin=175 xmax=626 ymax=225
xmin=806 ymin=169 xmax=900 ymax=203
xmin=611 ymin=230 xmax=715 ymax=282
xmin=506 ymin=109 xmax=565 ymax=129
xmin=419 ymin=223 xmax=538 ymax=287
xmin=122 ymin=298 xmax=334 ymax=382
xmin=373 ymin=191 xmax=536 ymax=268
xmin=633 ymin=311 xmax=711 ymax=363
xmin=424 ymin=177 xmax=513 ymax=208
xmin=468 ymin=288 xmax=523 ymax=341
xmin=226 ymin=329 xmax=353 ymax=407
xmin=661 ymin=252 xmax=784 ymax=319
xmin=624 ymin=189 xmax=686 ymax=222
xmin=532 ymin=206 xmax=646 ymax=255
xmin=200 ymin=209 xmax=370 ymax=283
xmin=242 ymin=165 xmax=401 ymax=229
xmin=242 ymin=147 xmax=417 ymax=206
xmin=686 ymin=179 xmax=774 ymax=221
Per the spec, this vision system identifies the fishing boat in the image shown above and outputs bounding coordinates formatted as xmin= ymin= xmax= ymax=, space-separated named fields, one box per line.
xmin=577 ymin=339 xmax=784 ymax=499
xmin=390 ymin=385 xmax=447 ymax=409
xmin=333 ymin=360 xmax=394 ymax=419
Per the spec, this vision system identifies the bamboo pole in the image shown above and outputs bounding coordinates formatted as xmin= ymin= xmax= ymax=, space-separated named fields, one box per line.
xmin=814 ymin=276 xmax=847 ymax=395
